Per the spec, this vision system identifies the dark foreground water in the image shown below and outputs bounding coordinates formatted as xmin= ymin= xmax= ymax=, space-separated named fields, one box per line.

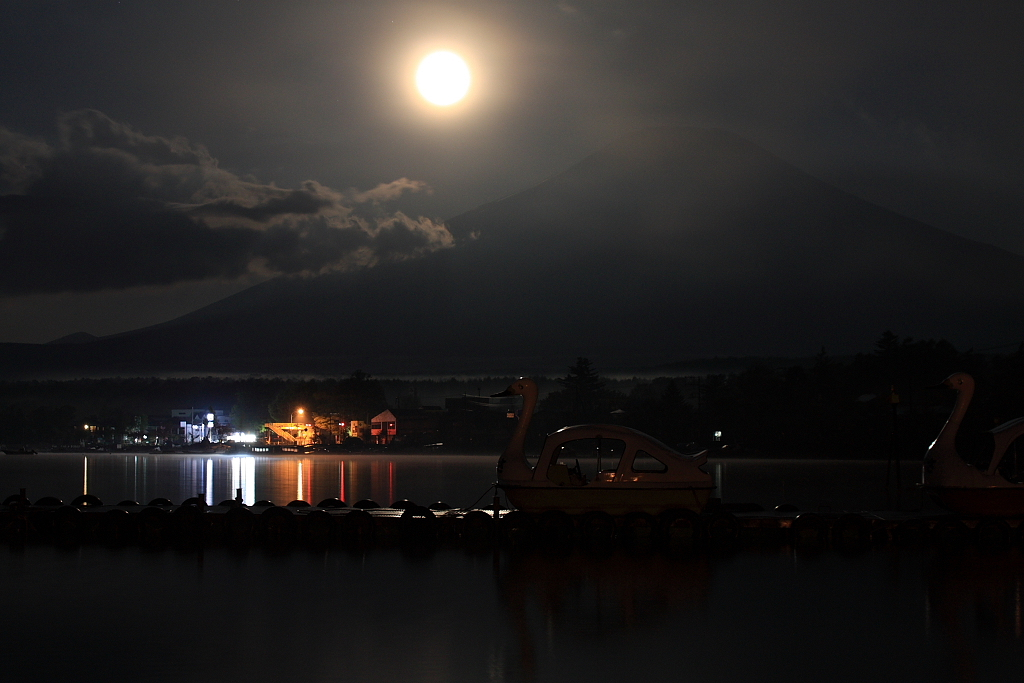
xmin=2 ymin=453 xmax=1023 ymax=683
xmin=4 ymin=540 xmax=1023 ymax=682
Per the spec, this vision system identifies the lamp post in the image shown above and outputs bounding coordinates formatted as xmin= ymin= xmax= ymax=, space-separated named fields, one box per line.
xmin=288 ymin=408 xmax=305 ymax=446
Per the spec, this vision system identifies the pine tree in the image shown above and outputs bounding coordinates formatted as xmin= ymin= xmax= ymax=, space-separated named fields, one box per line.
xmin=559 ymin=357 xmax=605 ymax=421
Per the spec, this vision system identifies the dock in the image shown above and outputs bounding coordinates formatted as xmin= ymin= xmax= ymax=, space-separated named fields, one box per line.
xmin=3 ymin=492 xmax=1023 ymax=552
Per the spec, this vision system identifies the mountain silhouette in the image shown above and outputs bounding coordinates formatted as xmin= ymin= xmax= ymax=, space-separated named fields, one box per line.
xmin=3 ymin=126 xmax=1023 ymax=378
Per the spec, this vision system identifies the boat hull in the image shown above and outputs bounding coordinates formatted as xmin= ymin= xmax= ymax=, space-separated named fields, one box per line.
xmin=499 ymin=483 xmax=713 ymax=516
xmin=924 ymin=485 xmax=1024 ymax=517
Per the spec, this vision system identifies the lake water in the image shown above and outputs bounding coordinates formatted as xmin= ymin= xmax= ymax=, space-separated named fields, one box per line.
xmin=0 ymin=451 xmax=936 ymax=512
xmin=2 ymin=453 xmax=1022 ymax=683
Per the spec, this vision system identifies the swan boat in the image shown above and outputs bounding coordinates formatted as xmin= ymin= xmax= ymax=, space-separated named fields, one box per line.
xmin=922 ymin=372 xmax=1024 ymax=516
xmin=494 ymin=378 xmax=714 ymax=515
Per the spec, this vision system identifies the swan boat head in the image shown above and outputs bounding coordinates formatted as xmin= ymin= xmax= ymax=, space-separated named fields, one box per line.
xmin=493 ymin=378 xmax=539 ymax=482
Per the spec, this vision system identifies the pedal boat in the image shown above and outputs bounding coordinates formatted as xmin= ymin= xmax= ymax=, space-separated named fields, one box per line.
xmin=922 ymin=372 xmax=1024 ymax=516
xmin=494 ymin=378 xmax=714 ymax=515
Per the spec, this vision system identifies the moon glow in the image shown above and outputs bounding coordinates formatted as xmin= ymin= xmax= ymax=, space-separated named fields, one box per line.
xmin=416 ymin=51 xmax=471 ymax=106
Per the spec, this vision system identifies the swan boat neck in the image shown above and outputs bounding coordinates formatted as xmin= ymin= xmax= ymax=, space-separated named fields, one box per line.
xmin=923 ymin=372 xmax=1024 ymax=516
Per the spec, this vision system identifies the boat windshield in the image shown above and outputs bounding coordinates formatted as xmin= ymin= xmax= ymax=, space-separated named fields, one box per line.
xmin=552 ymin=437 xmax=626 ymax=482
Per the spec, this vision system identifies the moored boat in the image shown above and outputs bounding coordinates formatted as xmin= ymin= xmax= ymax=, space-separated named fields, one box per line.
xmin=922 ymin=372 xmax=1024 ymax=516
xmin=494 ymin=378 xmax=714 ymax=515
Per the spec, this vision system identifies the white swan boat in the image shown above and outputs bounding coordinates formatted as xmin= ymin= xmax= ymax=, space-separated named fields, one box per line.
xmin=922 ymin=372 xmax=1024 ymax=515
xmin=494 ymin=378 xmax=714 ymax=515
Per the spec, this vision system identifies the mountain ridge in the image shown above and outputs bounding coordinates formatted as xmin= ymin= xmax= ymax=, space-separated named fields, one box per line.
xmin=3 ymin=126 xmax=1022 ymax=378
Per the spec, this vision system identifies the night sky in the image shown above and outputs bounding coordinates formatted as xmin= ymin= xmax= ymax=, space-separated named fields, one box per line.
xmin=1 ymin=1 xmax=1021 ymax=344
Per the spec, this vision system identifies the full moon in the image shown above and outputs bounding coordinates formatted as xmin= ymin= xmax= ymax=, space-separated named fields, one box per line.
xmin=415 ymin=51 xmax=471 ymax=106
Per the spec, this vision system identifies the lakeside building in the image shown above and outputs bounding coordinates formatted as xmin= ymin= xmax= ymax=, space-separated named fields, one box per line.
xmin=370 ymin=407 xmax=444 ymax=446
xmin=88 ymin=408 xmax=241 ymax=448
xmin=260 ymin=417 xmax=370 ymax=447
xmin=243 ymin=393 xmax=523 ymax=451
xmin=170 ymin=408 xmax=231 ymax=443
xmin=263 ymin=422 xmax=315 ymax=446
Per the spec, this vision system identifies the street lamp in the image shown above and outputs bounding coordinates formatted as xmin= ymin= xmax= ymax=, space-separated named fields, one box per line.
xmin=291 ymin=408 xmax=306 ymax=448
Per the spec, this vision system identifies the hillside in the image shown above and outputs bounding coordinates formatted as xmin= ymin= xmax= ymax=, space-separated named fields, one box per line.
xmin=2 ymin=126 xmax=1022 ymax=378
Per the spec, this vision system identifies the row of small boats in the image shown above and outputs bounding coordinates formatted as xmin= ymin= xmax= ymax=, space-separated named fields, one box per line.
xmin=494 ymin=374 xmax=1024 ymax=517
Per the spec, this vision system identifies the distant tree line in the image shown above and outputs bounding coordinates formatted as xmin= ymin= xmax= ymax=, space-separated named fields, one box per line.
xmin=3 ymin=332 xmax=1024 ymax=462
xmin=530 ymin=334 xmax=1024 ymax=465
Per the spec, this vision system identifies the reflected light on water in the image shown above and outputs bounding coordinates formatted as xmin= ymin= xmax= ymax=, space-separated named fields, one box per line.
xmin=0 ymin=453 xmax=938 ymax=513
xmin=181 ymin=457 xmax=204 ymax=501
xmin=205 ymin=458 xmax=214 ymax=506
xmin=389 ymin=460 xmax=395 ymax=503
xmin=339 ymin=460 xmax=346 ymax=502
xmin=231 ymin=456 xmax=256 ymax=504
xmin=6 ymin=452 xmax=497 ymax=508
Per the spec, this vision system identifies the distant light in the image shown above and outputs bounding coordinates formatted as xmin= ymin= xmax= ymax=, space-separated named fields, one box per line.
xmin=206 ymin=413 xmax=215 ymax=422
xmin=714 ymin=430 xmax=722 ymax=441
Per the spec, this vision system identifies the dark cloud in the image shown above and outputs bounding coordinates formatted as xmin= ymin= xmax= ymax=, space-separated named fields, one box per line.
xmin=0 ymin=194 xmax=257 ymax=294
xmin=189 ymin=187 xmax=335 ymax=222
xmin=59 ymin=108 xmax=214 ymax=167
xmin=0 ymin=111 xmax=452 ymax=295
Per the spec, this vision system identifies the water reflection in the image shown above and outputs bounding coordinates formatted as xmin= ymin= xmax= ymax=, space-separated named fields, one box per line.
xmin=2 ymin=452 xmax=498 ymax=507
xmin=497 ymin=551 xmax=712 ymax=682
xmin=487 ymin=545 xmax=1024 ymax=682
xmin=926 ymin=549 xmax=1024 ymax=681
xmin=6 ymin=453 xmax=946 ymax=512
xmin=3 ymin=539 xmax=1024 ymax=681
xmin=10 ymin=454 xmax=1024 ymax=682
